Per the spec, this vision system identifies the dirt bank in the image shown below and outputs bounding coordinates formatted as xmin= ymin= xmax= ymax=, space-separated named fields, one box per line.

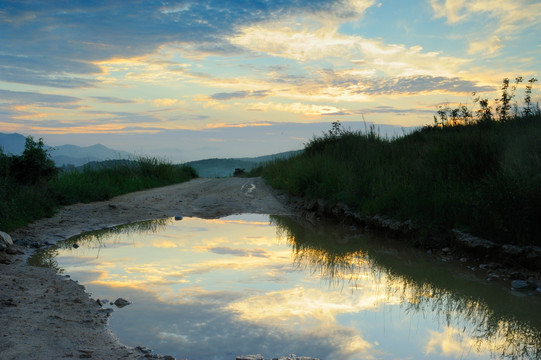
xmin=1 ymin=177 xmax=291 ymax=360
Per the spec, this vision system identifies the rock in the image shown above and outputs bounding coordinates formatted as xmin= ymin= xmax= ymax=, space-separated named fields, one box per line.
xmin=442 ymin=247 xmax=451 ymax=253
xmin=98 ymin=308 xmax=114 ymax=316
xmin=136 ymin=346 xmax=152 ymax=354
xmin=0 ymin=231 xmax=13 ymax=252
xmin=451 ymin=229 xmax=496 ymax=256
xmin=236 ymin=356 xmax=264 ymax=360
xmin=511 ymin=280 xmax=529 ymax=290
xmin=6 ymin=247 xmax=24 ymax=255
xmin=501 ymin=244 xmax=524 ymax=256
xmin=114 ymin=298 xmax=131 ymax=308
xmin=174 ymin=215 xmax=183 ymax=221
xmin=2 ymin=298 xmax=17 ymax=307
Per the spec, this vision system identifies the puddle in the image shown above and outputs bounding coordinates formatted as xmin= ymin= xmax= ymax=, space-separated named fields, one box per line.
xmin=30 ymin=214 xmax=541 ymax=359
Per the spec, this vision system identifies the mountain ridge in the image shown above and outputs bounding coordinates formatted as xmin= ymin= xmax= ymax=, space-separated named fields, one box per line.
xmin=0 ymin=133 xmax=131 ymax=166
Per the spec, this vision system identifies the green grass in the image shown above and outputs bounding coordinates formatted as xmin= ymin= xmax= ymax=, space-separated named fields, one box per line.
xmin=258 ymin=116 xmax=541 ymax=246
xmin=0 ymin=156 xmax=198 ymax=232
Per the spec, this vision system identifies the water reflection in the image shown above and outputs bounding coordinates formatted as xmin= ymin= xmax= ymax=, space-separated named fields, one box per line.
xmin=29 ymin=215 xmax=541 ymax=360
xmin=272 ymin=215 xmax=541 ymax=360
xmin=29 ymin=218 xmax=171 ymax=272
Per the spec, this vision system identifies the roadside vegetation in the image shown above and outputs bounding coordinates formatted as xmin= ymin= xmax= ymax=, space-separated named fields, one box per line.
xmin=253 ymin=77 xmax=541 ymax=246
xmin=0 ymin=137 xmax=197 ymax=232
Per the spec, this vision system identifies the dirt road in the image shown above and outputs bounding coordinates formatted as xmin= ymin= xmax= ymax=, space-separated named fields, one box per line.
xmin=0 ymin=177 xmax=291 ymax=360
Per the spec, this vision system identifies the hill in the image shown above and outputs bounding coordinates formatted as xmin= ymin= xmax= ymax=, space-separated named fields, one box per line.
xmin=258 ymin=116 xmax=541 ymax=246
xmin=186 ymin=150 xmax=301 ymax=177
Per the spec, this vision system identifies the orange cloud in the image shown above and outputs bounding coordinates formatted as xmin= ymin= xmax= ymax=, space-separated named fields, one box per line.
xmin=204 ymin=122 xmax=272 ymax=129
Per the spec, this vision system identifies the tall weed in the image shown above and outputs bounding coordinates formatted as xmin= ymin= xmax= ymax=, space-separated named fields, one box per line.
xmin=261 ymin=116 xmax=541 ymax=246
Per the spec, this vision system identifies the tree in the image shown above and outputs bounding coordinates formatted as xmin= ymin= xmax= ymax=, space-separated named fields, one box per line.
xmin=10 ymin=136 xmax=57 ymax=185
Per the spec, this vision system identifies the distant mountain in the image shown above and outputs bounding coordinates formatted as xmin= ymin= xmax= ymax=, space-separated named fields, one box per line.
xmin=0 ymin=132 xmax=131 ymax=166
xmin=0 ymin=133 xmax=26 ymax=155
xmin=187 ymin=150 xmax=301 ymax=178
xmin=51 ymin=144 xmax=131 ymax=167
xmin=238 ymin=150 xmax=302 ymax=164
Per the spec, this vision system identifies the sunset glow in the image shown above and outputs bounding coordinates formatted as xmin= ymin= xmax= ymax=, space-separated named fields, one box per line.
xmin=1 ymin=1 xmax=540 ymax=160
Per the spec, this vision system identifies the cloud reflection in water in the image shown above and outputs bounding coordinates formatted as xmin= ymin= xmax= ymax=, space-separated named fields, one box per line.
xmin=32 ymin=214 xmax=541 ymax=360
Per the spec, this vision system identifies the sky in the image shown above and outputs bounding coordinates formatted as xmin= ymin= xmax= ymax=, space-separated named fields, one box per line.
xmin=1 ymin=0 xmax=540 ymax=162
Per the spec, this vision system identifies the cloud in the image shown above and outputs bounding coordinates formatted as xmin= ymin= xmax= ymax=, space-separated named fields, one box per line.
xmin=359 ymin=75 xmax=494 ymax=95
xmin=153 ymin=98 xmax=181 ymax=107
xmin=430 ymin=0 xmax=541 ymax=32
xmin=429 ymin=0 xmax=541 ymax=55
xmin=207 ymin=246 xmax=271 ymax=258
xmin=230 ymin=19 xmax=467 ymax=79
xmin=425 ymin=326 xmax=495 ymax=358
xmin=88 ymin=283 xmax=377 ymax=360
xmin=204 ymin=122 xmax=272 ymax=129
xmin=468 ymin=35 xmax=503 ymax=55
xmin=90 ymin=96 xmax=137 ymax=104
xmin=248 ymin=102 xmax=352 ymax=116
xmin=209 ymin=90 xmax=270 ymax=100
xmin=0 ymin=89 xmax=80 ymax=105
xmin=355 ymin=105 xmax=435 ymax=116
xmin=0 ymin=0 xmax=375 ymax=88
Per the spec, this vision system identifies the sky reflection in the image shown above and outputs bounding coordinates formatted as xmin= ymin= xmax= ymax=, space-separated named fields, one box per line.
xmin=31 ymin=214 xmax=541 ymax=360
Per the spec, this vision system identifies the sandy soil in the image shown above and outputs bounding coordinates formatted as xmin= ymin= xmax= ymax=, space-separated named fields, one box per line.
xmin=0 ymin=177 xmax=292 ymax=360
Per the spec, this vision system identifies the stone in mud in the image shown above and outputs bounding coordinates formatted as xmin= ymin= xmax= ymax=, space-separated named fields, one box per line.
xmin=511 ymin=280 xmax=529 ymax=290
xmin=451 ymin=229 xmax=495 ymax=256
xmin=5 ymin=247 xmax=24 ymax=255
xmin=98 ymin=308 xmax=114 ymax=316
xmin=114 ymin=298 xmax=131 ymax=308
xmin=0 ymin=231 xmax=13 ymax=252
xmin=136 ymin=346 xmax=152 ymax=354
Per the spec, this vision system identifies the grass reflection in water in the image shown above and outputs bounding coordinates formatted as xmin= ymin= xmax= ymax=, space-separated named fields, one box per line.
xmin=29 ymin=218 xmax=171 ymax=273
xmin=271 ymin=215 xmax=541 ymax=360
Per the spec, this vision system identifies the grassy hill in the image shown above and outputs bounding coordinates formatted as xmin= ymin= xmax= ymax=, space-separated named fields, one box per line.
xmin=256 ymin=115 xmax=541 ymax=246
